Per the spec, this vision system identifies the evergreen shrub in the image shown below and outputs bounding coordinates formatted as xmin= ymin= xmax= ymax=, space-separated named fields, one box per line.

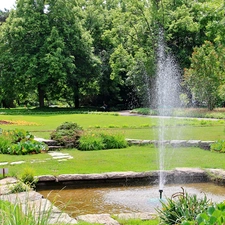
xmin=50 ymin=122 xmax=83 ymax=147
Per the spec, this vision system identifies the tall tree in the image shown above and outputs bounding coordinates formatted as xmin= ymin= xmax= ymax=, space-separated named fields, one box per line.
xmin=184 ymin=41 xmax=225 ymax=110
xmin=0 ymin=0 xmax=100 ymax=108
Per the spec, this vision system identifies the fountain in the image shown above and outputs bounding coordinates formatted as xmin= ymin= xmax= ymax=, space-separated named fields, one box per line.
xmin=155 ymin=29 xmax=181 ymax=198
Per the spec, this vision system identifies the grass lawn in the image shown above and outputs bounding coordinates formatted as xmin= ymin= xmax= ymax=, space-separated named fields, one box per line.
xmin=1 ymin=109 xmax=225 ymax=225
xmin=0 ymin=109 xmax=225 ymax=178
xmin=1 ymin=145 xmax=225 ymax=178
xmin=0 ymin=112 xmax=225 ymax=140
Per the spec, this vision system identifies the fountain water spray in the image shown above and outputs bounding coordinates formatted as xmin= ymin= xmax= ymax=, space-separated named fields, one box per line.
xmin=155 ymin=29 xmax=181 ymax=198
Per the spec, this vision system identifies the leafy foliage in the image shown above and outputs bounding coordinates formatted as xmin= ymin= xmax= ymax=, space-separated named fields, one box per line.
xmin=195 ymin=202 xmax=225 ymax=225
xmin=211 ymin=140 xmax=225 ymax=153
xmin=181 ymin=202 xmax=225 ymax=225
xmin=184 ymin=41 xmax=225 ymax=110
xmin=157 ymin=188 xmax=211 ymax=225
xmin=1 ymin=0 xmax=225 ymax=109
xmin=0 ymin=129 xmax=48 ymax=155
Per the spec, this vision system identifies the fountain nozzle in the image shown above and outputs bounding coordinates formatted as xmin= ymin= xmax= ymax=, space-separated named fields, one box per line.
xmin=159 ymin=189 xmax=163 ymax=199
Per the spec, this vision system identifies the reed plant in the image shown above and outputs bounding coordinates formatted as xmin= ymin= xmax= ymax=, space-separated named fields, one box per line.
xmin=0 ymin=199 xmax=53 ymax=225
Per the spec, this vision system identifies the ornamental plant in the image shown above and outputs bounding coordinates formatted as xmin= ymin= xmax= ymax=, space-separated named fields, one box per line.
xmin=0 ymin=128 xmax=48 ymax=155
xmin=157 ymin=188 xmax=211 ymax=225
xmin=50 ymin=122 xmax=83 ymax=147
xmin=182 ymin=202 xmax=225 ymax=225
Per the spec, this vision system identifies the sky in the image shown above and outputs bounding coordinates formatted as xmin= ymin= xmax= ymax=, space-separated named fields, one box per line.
xmin=0 ymin=0 xmax=16 ymax=11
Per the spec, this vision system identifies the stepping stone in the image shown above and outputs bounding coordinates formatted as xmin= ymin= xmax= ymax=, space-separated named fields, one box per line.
xmin=48 ymin=151 xmax=73 ymax=160
xmin=10 ymin=161 xmax=25 ymax=165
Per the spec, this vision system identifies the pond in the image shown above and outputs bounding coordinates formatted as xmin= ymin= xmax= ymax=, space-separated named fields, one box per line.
xmin=38 ymin=182 xmax=225 ymax=218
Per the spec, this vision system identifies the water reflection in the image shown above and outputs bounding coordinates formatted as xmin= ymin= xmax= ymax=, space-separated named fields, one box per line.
xmin=38 ymin=183 xmax=225 ymax=218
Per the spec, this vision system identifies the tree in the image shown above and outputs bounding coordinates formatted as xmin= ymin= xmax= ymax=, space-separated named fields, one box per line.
xmin=184 ymin=41 xmax=225 ymax=110
xmin=0 ymin=0 xmax=100 ymax=108
xmin=95 ymin=0 xmax=158 ymax=107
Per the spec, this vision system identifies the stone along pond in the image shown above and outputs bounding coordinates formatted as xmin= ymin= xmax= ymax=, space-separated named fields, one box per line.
xmin=37 ymin=169 xmax=225 ymax=218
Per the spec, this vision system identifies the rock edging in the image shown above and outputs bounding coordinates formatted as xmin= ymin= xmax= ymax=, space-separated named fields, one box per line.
xmin=36 ymin=168 xmax=209 ymax=188
xmin=126 ymin=139 xmax=214 ymax=150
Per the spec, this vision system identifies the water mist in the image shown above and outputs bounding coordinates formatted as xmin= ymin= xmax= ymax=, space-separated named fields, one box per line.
xmin=155 ymin=29 xmax=181 ymax=197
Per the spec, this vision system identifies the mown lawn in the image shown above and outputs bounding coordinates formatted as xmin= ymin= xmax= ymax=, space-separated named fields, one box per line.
xmin=0 ymin=112 xmax=224 ymax=140
xmin=1 ymin=110 xmax=225 ymax=178
xmin=1 ymin=145 xmax=225 ymax=177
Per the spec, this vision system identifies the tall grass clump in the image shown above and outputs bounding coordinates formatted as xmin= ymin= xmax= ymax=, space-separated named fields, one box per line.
xmin=0 ymin=198 xmax=55 ymax=225
xmin=78 ymin=132 xmax=128 ymax=151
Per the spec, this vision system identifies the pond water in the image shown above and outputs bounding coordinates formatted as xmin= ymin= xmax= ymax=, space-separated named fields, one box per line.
xmin=38 ymin=183 xmax=225 ymax=218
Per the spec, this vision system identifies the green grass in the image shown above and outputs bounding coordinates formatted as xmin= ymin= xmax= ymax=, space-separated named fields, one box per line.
xmin=2 ymin=145 xmax=225 ymax=178
xmin=76 ymin=218 xmax=159 ymax=225
xmin=0 ymin=109 xmax=225 ymax=177
xmin=1 ymin=112 xmax=225 ymax=140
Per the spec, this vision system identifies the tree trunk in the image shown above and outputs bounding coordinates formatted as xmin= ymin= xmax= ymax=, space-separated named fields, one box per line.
xmin=73 ymin=81 xmax=80 ymax=108
xmin=38 ymin=84 xmax=45 ymax=108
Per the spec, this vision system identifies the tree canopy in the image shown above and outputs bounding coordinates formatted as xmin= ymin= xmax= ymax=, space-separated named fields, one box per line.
xmin=0 ymin=0 xmax=225 ymax=110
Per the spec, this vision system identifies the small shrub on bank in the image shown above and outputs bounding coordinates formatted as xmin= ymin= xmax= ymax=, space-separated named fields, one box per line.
xmin=50 ymin=122 xmax=83 ymax=147
xmin=9 ymin=180 xmax=31 ymax=193
xmin=20 ymin=167 xmax=37 ymax=188
xmin=78 ymin=132 xmax=128 ymax=151
xmin=211 ymin=140 xmax=225 ymax=153
xmin=157 ymin=188 xmax=211 ymax=225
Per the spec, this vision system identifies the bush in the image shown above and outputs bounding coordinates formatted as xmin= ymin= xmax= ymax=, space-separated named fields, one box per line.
xmin=7 ymin=140 xmax=48 ymax=155
xmin=9 ymin=128 xmax=34 ymax=143
xmin=0 ymin=129 xmax=48 ymax=155
xmin=78 ymin=132 xmax=128 ymax=151
xmin=211 ymin=140 xmax=225 ymax=153
xmin=157 ymin=188 xmax=211 ymax=225
xmin=50 ymin=122 xmax=83 ymax=147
